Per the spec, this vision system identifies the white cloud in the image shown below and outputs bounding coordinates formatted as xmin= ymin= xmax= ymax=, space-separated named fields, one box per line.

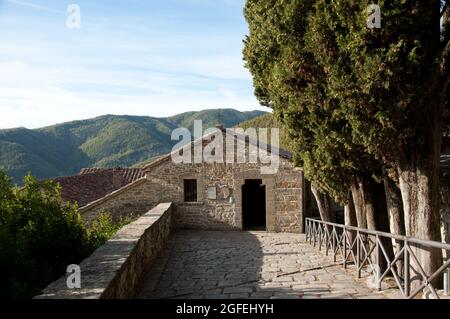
xmin=0 ymin=85 xmax=262 ymax=129
xmin=0 ymin=0 xmax=264 ymax=129
xmin=0 ymin=60 xmax=263 ymax=129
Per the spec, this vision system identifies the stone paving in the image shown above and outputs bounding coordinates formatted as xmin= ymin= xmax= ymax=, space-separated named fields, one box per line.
xmin=136 ymin=230 xmax=401 ymax=299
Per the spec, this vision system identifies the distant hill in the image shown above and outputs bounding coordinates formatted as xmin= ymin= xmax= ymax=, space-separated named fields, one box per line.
xmin=236 ymin=113 xmax=290 ymax=151
xmin=0 ymin=109 xmax=266 ymax=184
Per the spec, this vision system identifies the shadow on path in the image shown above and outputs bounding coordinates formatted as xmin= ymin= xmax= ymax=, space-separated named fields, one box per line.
xmin=135 ymin=230 xmax=395 ymax=299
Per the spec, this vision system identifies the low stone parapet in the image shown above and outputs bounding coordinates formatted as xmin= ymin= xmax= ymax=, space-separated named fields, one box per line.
xmin=35 ymin=202 xmax=173 ymax=299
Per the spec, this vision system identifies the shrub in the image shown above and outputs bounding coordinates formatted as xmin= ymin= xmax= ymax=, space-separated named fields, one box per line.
xmin=0 ymin=171 xmax=128 ymax=299
xmin=87 ymin=212 xmax=132 ymax=251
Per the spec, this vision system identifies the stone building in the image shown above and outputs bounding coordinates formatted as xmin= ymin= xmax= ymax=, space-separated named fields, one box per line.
xmin=67 ymin=128 xmax=305 ymax=233
xmin=51 ymin=129 xmax=449 ymax=239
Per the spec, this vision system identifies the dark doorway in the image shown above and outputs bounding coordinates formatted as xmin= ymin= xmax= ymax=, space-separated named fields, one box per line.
xmin=242 ymin=179 xmax=266 ymax=230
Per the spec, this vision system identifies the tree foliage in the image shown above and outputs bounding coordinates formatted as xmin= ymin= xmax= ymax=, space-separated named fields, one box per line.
xmin=244 ymin=0 xmax=381 ymax=202
xmin=0 ymin=171 xmax=126 ymax=298
xmin=236 ymin=113 xmax=292 ymax=150
xmin=244 ymin=0 xmax=449 ymax=275
xmin=244 ymin=0 xmax=448 ymax=203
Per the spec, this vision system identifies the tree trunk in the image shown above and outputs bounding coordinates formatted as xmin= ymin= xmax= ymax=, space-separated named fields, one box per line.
xmin=384 ymin=177 xmax=405 ymax=232
xmin=345 ymin=195 xmax=358 ymax=255
xmin=351 ymin=182 xmax=367 ymax=228
xmin=398 ymin=165 xmax=442 ymax=288
xmin=344 ymin=196 xmax=357 ymax=228
xmin=384 ymin=177 xmax=406 ymax=236
xmin=359 ymin=178 xmax=377 ymax=231
xmin=358 ymin=177 xmax=395 ymax=274
xmin=395 ymin=30 xmax=446 ymax=288
xmin=373 ymin=180 xmax=396 ymax=275
xmin=311 ymin=184 xmax=333 ymax=222
xmin=384 ymin=176 xmax=405 ymax=276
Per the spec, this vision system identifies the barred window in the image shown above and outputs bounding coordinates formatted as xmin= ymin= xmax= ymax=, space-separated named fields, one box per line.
xmin=184 ymin=179 xmax=197 ymax=202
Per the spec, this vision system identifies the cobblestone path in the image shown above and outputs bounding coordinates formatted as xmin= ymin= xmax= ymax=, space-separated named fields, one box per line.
xmin=136 ymin=230 xmax=400 ymax=299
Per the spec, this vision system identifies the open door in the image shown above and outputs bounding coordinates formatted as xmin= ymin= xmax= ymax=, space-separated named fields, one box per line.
xmin=242 ymin=179 xmax=266 ymax=230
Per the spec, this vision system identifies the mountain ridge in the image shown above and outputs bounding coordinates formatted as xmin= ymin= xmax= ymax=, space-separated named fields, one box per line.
xmin=0 ymin=109 xmax=266 ymax=184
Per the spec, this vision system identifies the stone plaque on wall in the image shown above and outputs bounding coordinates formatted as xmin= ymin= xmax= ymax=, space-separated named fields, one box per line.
xmin=221 ymin=187 xmax=230 ymax=199
xmin=207 ymin=186 xmax=217 ymax=200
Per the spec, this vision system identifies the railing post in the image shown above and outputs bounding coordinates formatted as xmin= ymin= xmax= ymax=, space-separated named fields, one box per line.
xmin=404 ymin=240 xmax=410 ymax=297
xmin=333 ymin=226 xmax=337 ymax=262
xmin=313 ymin=223 xmax=317 ymax=247
xmin=309 ymin=221 xmax=312 ymax=245
xmin=305 ymin=219 xmax=308 ymax=241
xmin=376 ymin=235 xmax=381 ymax=291
xmin=357 ymin=231 xmax=361 ymax=278
xmin=343 ymin=229 xmax=347 ymax=269
xmin=309 ymin=220 xmax=311 ymax=242
xmin=318 ymin=224 xmax=322 ymax=251
xmin=444 ymin=269 xmax=449 ymax=296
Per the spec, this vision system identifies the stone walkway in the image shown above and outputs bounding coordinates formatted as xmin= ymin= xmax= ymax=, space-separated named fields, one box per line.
xmin=136 ymin=230 xmax=400 ymax=299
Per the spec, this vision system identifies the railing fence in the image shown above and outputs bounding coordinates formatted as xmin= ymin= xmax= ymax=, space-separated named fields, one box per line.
xmin=305 ymin=218 xmax=450 ymax=299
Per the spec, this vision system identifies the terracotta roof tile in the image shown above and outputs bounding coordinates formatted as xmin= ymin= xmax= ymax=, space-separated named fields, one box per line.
xmin=54 ymin=167 xmax=145 ymax=207
xmin=79 ymin=167 xmax=145 ymax=183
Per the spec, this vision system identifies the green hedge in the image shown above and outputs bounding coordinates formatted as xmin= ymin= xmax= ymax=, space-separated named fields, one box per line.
xmin=0 ymin=171 xmax=128 ymax=299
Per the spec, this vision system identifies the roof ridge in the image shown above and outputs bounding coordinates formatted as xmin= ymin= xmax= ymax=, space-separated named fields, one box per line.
xmin=55 ymin=169 xmax=114 ymax=180
xmin=80 ymin=167 xmax=144 ymax=173
xmin=142 ymin=128 xmax=292 ymax=172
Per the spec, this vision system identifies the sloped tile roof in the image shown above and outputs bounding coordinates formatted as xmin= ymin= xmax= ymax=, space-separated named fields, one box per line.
xmin=54 ymin=167 xmax=145 ymax=207
xmin=79 ymin=167 xmax=145 ymax=184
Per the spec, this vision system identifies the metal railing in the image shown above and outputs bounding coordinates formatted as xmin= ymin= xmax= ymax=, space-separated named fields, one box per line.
xmin=305 ymin=218 xmax=450 ymax=299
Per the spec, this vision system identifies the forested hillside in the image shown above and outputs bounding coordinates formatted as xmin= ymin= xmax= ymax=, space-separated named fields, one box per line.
xmin=0 ymin=109 xmax=265 ymax=184
xmin=236 ymin=113 xmax=290 ymax=150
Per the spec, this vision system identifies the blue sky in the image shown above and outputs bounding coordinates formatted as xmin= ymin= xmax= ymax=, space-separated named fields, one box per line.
xmin=0 ymin=0 xmax=265 ymax=129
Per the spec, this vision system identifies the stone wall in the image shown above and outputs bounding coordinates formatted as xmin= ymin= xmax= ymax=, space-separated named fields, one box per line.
xmin=79 ymin=178 xmax=163 ymax=223
xmin=35 ymin=203 xmax=173 ymax=299
xmin=144 ymin=157 xmax=304 ymax=232
xmin=274 ymin=172 xmax=304 ymax=232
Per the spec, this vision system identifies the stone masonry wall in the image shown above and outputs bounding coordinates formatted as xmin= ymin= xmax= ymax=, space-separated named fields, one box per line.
xmin=274 ymin=172 xmax=304 ymax=232
xmin=79 ymin=179 xmax=164 ymax=223
xmin=144 ymin=135 xmax=304 ymax=233
xmin=35 ymin=203 xmax=173 ymax=299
